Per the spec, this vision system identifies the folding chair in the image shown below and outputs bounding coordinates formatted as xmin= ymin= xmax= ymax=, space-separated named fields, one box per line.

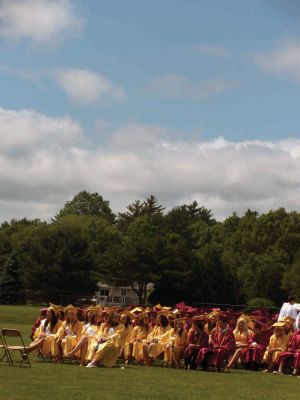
xmin=0 ymin=331 xmax=11 ymax=366
xmin=1 ymin=328 xmax=31 ymax=367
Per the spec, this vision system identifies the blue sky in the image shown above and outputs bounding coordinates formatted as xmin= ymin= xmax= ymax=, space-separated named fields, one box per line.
xmin=0 ymin=0 xmax=300 ymax=221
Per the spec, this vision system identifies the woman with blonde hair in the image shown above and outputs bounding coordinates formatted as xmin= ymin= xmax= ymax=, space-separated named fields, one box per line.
xmin=226 ymin=316 xmax=252 ymax=369
xmin=54 ymin=305 xmax=82 ymax=362
xmin=65 ymin=307 xmax=97 ymax=366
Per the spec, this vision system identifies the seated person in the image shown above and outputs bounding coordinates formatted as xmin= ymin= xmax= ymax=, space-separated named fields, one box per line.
xmin=245 ymin=320 xmax=272 ymax=371
xmin=184 ymin=316 xmax=209 ymax=370
xmin=55 ymin=305 xmax=82 ymax=362
xmin=276 ymin=318 xmax=300 ymax=375
xmin=226 ymin=316 xmax=252 ymax=369
xmin=27 ymin=305 xmax=62 ymax=358
xmin=165 ymin=318 xmax=187 ymax=368
xmin=129 ymin=314 xmax=151 ymax=363
xmin=143 ymin=314 xmax=171 ymax=366
xmin=65 ymin=307 xmax=97 ymax=366
xmin=197 ymin=314 xmax=235 ymax=371
xmin=262 ymin=322 xmax=288 ymax=373
xmin=87 ymin=311 xmax=125 ymax=368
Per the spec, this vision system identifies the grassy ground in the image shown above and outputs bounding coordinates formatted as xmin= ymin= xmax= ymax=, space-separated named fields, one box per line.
xmin=1 ymin=305 xmax=299 ymax=400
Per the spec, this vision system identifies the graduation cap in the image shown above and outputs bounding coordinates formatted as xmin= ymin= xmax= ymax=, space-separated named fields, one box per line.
xmin=64 ymin=304 xmax=78 ymax=314
xmin=272 ymin=322 xmax=285 ymax=329
xmin=192 ymin=315 xmax=207 ymax=322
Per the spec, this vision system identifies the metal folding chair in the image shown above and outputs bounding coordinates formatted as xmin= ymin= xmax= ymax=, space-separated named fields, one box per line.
xmin=1 ymin=328 xmax=31 ymax=367
xmin=0 ymin=331 xmax=11 ymax=366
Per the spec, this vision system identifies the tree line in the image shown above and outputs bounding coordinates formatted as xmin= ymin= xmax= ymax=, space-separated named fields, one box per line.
xmin=0 ymin=191 xmax=300 ymax=306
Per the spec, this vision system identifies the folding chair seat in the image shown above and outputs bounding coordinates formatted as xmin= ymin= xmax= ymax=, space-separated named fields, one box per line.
xmin=0 ymin=331 xmax=11 ymax=366
xmin=1 ymin=328 xmax=31 ymax=367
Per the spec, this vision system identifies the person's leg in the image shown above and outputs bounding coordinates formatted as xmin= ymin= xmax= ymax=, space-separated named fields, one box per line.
xmin=27 ymin=338 xmax=45 ymax=353
xmin=79 ymin=341 xmax=88 ymax=366
xmin=227 ymin=348 xmax=243 ymax=369
xmin=65 ymin=336 xmax=88 ymax=357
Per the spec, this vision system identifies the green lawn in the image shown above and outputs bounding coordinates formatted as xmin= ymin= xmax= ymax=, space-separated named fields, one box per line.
xmin=1 ymin=305 xmax=299 ymax=400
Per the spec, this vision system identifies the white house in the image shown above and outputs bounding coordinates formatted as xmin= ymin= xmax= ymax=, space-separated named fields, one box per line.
xmin=93 ymin=282 xmax=154 ymax=306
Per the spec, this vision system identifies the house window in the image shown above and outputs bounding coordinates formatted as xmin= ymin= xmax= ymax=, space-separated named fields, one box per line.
xmin=99 ymin=289 xmax=109 ymax=296
xmin=121 ymin=289 xmax=126 ymax=296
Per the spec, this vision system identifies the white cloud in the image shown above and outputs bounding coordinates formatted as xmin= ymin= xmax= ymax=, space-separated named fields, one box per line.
xmin=256 ymin=41 xmax=300 ymax=82
xmin=147 ymin=74 xmax=235 ymax=100
xmin=0 ymin=108 xmax=85 ymax=155
xmin=1 ymin=107 xmax=300 ymax=222
xmin=195 ymin=44 xmax=230 ymax=57
xmin=0 ymin=0 xmax=83 ymax=46
xmin=54 ymin=68 xmax=126 ymax=105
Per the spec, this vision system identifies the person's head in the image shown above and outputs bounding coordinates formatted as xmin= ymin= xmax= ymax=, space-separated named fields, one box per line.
xmin=144 ymin=313 xmax=150 ymax=325
xmin=40 ymin=308 xmax=48 ymax=318
xmin=45 ymin=308 xmax=58 ymax=330
xmin=46 ymin=308 xmax=57 ymax=321
xmin=217 ymin=316 xmax=227 ymax=330
xmin=237 ymin=318 xmax=247 ymax=332
xmin=120 ymin=313 xmax=131 ymax=328
xmin=159 ymin=315 xmax=169 ymax=328
xmin=137 ymin=315 xmax=145 ymax=327
xmin=103 ymin=312 xmax=109 ymax=322
xmin=66 ymin=311 xmax=76 ymax=324
xmin=85 ymin=310 xmax=95 ymax=324
xmin=192 ymin=319 xmax=204 ymax=331
xmin=175 ymin=319 xmax=184 ymax=336
xmin=254 ymin=323 xmax=262 ymax=334
xmin=108 ymin=312 xmax=119 ymax=327
xmin=288 ymin=295 xmax=296 ymax=304
xmin=274 ymin=327 xmax=284 ymax=337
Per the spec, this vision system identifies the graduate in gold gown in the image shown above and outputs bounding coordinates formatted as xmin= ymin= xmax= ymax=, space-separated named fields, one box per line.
xmin=129 ymin=314 xmax=151 ymax=363
xmin=65 ymin=307 xmax=97 ymax=366
xmin=54 ymin=305 xmax=82 ymax=361
xmin=86 ymin=311 xmax=125 ymax=368
xmin=165 ymin=318 xmax=188 ymax=368
xmin=143 ymin=314 xmax=171 ymax=366
xmin=262 ymin=322 xmax=288 ymax=372
xmin=27 ymin=305 xmax=63 ymax=357
xmin=120 ymin=312 xmax=133 ymax=360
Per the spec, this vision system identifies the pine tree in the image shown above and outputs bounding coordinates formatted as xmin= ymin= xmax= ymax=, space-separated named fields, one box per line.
xmin=0 ymin=251 xmax=23 ymax=304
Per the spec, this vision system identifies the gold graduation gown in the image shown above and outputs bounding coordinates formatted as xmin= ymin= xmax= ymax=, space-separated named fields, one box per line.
xmin=122 ymin=325 xmax=134 ymax=358
xmin=56 ymin=320 xmax=83 ymax=356
xmin=94 ymin=323 xmax=125 ymax=367
xmin=33 ymin=319 xmax=62 ymax=357
xmin=148 ymin=325 xmax=172 ymax=359
xmin=263 ymin=334 xmax=288 ymax=364
xmin=82 ymin=323 xmax=100 ymax=361
xmin=165 ymin=328 xmax=188 ymax=364
xmin=132 ymin=326 xmax=149 ymax=361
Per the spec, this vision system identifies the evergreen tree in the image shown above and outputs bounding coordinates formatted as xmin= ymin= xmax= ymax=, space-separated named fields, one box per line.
xmin=0 ymin=251 xmax=23 ymax=304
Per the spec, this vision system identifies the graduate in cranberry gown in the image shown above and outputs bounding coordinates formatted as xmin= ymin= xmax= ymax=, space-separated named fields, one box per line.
xmin=183 ymin=316 xmax=209 ymax=369
xmin=197 ymin=314 xmax=235 ymax=371
xmin=245 ymin=320 xmax=272 ymax=370
xmin=276 ymin=318 xmax=300 ymax=375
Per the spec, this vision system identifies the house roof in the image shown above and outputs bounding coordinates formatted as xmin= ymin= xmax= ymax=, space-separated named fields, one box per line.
xmin=96 ymin=281 xmax=154 ymax=290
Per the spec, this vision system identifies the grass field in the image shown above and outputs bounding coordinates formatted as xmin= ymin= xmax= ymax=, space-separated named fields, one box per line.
xmin=0 ymin=305 xmax=299 ymax=400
